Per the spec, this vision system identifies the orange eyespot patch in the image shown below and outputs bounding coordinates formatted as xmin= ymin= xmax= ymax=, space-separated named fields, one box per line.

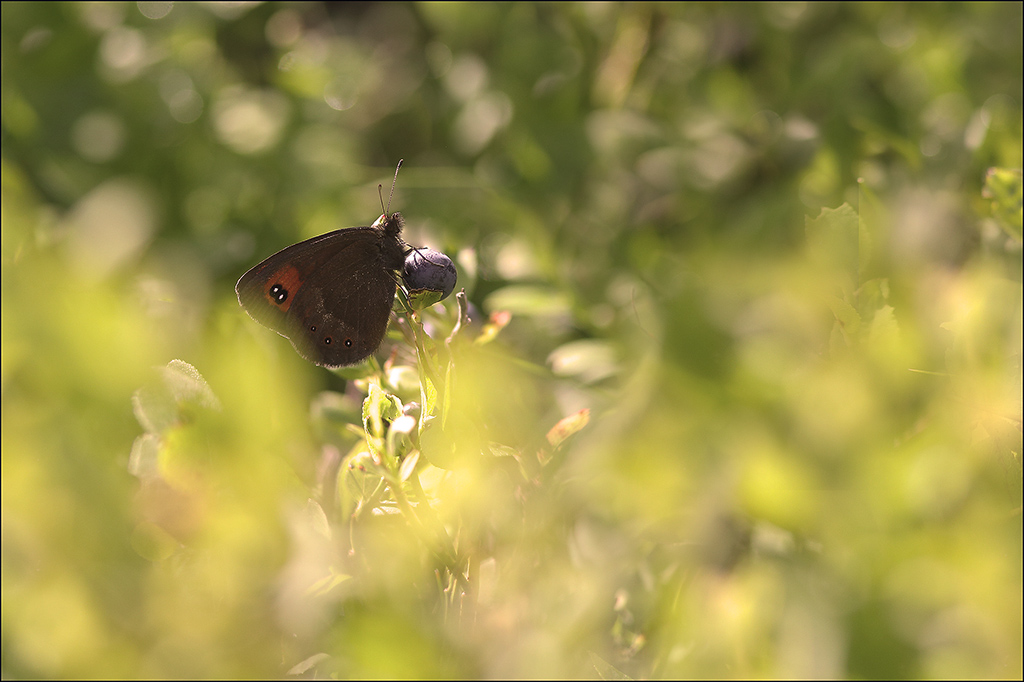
xmin=264 ymin=265 xmax=303 ymax=311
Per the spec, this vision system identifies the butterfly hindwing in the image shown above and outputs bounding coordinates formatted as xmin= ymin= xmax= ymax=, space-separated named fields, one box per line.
xmin=287 ymin=236 xmax=398 ymax=367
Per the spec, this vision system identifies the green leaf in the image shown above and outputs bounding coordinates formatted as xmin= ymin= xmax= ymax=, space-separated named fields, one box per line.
xmin=983 ymin=167 xmax=1023 ymax=241
xmin=806 ymin=203 xmax=859 ymax=295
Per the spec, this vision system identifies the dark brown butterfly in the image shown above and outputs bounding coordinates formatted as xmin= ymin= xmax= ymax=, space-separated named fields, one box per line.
xmin=235 ymin=163 xmax=408 ymax=368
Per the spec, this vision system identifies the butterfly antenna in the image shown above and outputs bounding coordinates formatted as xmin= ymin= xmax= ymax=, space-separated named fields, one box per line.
xmin=385 ymin=159 xmax=403 ymax=216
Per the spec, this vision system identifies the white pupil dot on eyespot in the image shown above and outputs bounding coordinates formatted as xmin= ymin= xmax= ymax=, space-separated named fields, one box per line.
xmin=345 ymin=339 xmax=353 ymax=347
xmin=270 ymin=284 xmax=288 ymax=303
xmin=324 ymin=337 xmax=332 ymax=345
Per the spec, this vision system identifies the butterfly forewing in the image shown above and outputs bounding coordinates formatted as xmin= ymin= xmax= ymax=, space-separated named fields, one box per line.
xmin=236 ymin=230 xmax=358 ymax=331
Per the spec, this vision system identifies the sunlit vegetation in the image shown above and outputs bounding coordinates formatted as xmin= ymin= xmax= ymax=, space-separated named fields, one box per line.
xmin=2 ymin=3 xmax=1021 ymax=678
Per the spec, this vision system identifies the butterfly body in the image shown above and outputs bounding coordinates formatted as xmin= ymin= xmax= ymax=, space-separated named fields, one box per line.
xmin=235 ymin=212 xmax=407 ymax=368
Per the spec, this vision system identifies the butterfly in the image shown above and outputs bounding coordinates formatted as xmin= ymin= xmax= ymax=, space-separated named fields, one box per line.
xmin=235 ymin=163 xmax=409 ymax=368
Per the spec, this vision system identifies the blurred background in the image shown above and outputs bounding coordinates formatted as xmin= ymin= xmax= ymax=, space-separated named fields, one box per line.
xmin=2 ymin=2 xmax=1021 ymax=678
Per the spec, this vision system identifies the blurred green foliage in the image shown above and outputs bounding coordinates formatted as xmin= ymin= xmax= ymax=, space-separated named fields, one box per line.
xmin=2 ymin=2 xmax=1021 ymax=678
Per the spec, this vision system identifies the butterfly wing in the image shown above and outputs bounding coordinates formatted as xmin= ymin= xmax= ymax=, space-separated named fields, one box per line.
xmin=235 ymin=227 xmax=399 ymax=367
